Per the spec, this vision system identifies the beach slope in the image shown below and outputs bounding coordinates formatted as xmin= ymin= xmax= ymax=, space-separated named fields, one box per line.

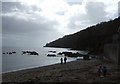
xmin=2 ymin=59 xmax=120 ymax=83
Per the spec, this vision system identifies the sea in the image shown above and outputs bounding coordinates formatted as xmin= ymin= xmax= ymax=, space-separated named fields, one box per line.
xmin=2 ymin=46 xmax=84 ymax=73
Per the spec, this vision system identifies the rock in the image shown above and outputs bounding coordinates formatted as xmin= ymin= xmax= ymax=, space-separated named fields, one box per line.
xmin=47 ymin=54 xmax=56 ymax=57
xmin=22 ymin=51 xmax=39 ymax=55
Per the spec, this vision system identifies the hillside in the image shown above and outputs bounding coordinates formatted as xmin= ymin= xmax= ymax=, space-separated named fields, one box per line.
xmin=44 ymin=17 xmax=120 ymax=54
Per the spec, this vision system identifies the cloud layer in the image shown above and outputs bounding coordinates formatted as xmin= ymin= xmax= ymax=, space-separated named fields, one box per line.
xmin=1 ymin=0 xmax=119 ymax=48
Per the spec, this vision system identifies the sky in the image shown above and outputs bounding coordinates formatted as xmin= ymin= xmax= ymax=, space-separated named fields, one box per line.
xmin=1 ymin=0 xmax=120 ymax=48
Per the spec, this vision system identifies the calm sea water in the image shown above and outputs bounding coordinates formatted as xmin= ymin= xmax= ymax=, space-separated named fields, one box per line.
xmin=2 ymin=47 xmax=82 ymax=73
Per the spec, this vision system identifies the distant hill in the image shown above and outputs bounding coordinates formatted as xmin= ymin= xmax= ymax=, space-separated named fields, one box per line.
xmin=44 ymin=17 xmax=120 ymax=54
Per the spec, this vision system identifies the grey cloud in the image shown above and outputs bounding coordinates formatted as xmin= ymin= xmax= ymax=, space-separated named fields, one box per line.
xmin=85 ymin=2 xmax=107 ymax=23
xmin=67 ymin=2 xmax=82 ymax=5
xmin=2 ymin=16 xmax=57 ymax=35
xmin=68 ymin=12 xmax=89 ymax=30
xmin=56 ymin=11 xmax=65 ymax=15
xmin=2 ymin=30 xmax=62 ymax=48
xmin=2 ymin=0 xmax=18 ymax=2
xmin=2 ymin=2 xmax=42 ymax=14
xmin=2 ymin=16 xmax=62 ymax=47
xmin=30 ymin=5 xmax=42 ymax=12
xmin=2 ymin=2 xmax=23 ymax=13
xmin=2 ymin=2 xmax=62 ymax=48
xmin=68 ymin=1 xmax=108 ymax=31
xmin=66 ymin=0 xmax=83 ymax=5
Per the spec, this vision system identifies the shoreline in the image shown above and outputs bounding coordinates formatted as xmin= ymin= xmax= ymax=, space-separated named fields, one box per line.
xmin=2 ymin=60 xmax=76 ymax=74
xmin=2 ymin=59 xmax=76 ymax=74
xmin=2 ymin=63 xmax=60 ymax=74
xmin=2 ymin=59 xmax=120 ymax=83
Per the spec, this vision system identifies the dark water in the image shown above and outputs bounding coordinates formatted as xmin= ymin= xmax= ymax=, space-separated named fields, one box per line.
xmin=2 ymin=47 xmax=82 ymax=73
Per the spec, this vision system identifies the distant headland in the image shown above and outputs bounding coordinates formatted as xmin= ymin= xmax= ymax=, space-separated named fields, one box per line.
xmin=44 ymin=17 xmax=120 ymax=64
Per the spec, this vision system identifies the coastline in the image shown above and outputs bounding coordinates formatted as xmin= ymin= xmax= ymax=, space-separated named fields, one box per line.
xmin=2 ymin=59 xmax=120 ymax=83
xmin=2 ymin=62 xmax=62 ymax=74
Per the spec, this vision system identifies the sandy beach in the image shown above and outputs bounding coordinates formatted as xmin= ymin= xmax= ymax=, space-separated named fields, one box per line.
xmin=2 ymin=59 xmax=120 ymax=83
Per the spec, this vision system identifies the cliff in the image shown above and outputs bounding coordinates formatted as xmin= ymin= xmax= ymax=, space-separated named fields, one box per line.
xmin=45 ymin=17 xmax=120 ymax=54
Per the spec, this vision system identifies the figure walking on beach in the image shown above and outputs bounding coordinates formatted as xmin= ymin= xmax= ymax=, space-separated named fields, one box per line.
xmin=98 ymin=65 xmax=102 ymax=77
xmin=98 ymin=65 xmax=107 ymax=77
xmin=60 ymin=57 xmax=63 ymax=64
xmin=64 ymin=56 xmax=67 ymax=64
xmin=102 ymin=66 xmax=107 ymax=77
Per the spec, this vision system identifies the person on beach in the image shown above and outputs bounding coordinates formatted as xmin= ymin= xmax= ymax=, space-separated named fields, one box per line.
xmin=60 ymin=57 xmax=63 ymax=64
xmin=64 ymin=56 xmax=67 ymax=64
xmin=102 ymin=66 xmax=107 ymax=77
xmin=98 ymin=65 xmax=102 ymax=77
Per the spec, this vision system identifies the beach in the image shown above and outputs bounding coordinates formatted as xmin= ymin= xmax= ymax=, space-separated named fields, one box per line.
xmin=2 ymin=59 xmax=120 ymax=83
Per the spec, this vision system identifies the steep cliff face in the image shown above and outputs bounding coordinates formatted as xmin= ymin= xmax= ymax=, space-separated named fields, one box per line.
xmin=103 ymin=34 xmax=120 ymax=64
xmin=45 ymin=17 xmax=120 ymax=54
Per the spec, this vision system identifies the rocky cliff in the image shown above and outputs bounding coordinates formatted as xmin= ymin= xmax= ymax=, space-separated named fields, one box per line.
xmin=45 ymin=17 xmax=120 ymax=54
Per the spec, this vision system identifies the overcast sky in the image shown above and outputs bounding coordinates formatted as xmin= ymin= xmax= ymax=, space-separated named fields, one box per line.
xmin=1 ymin=0 xmax=119 ymax=48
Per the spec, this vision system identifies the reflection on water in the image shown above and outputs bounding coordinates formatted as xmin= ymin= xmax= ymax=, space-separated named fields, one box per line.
xmin=2 ymin=47 xmax=81 ymax=73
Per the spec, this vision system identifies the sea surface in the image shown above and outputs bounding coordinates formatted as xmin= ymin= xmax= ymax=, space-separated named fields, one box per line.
xmin=2 ymin=46 xmax=83 ymax=73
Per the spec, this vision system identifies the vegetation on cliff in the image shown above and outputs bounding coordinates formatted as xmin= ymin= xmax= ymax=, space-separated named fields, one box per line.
xmin=45 ymin=17 xmax=120 ymax=54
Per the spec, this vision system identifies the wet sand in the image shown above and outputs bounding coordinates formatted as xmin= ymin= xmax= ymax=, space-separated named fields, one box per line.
xmin=2 ymin=59 xmax=120 ymax=83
